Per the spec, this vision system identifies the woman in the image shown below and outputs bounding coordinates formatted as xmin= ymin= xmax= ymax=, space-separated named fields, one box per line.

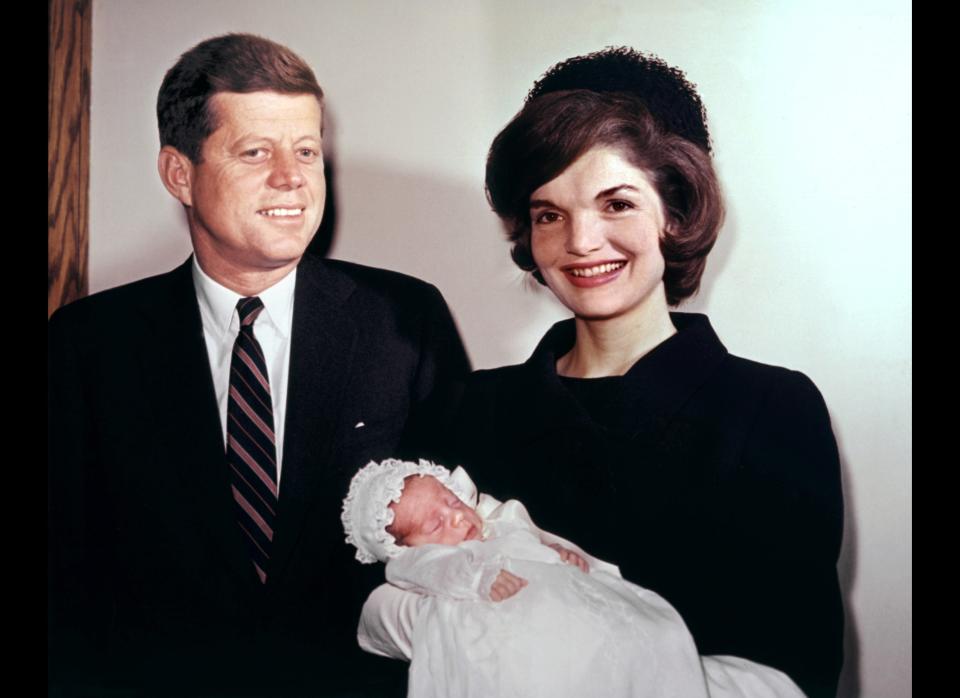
xmin=367 ymin=49 xmax=844 ymax=698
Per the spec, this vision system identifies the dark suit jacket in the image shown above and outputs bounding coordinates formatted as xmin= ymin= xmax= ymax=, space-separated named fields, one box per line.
xmin=48 ymin=255 xmax=470 ymax=697
xmin=427 ymin=313 xmax=844 ymax=698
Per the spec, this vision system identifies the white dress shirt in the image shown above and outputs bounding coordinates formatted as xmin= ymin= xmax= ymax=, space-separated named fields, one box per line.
xmin=192 ymin=258 xmax=295 ymax=488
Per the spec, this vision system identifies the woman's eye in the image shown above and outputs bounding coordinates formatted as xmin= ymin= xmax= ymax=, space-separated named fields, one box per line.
xmin=534 ymin=211 xmax=561 ymax=224
xmin=607 ymin=200 xmax=634 ymax=213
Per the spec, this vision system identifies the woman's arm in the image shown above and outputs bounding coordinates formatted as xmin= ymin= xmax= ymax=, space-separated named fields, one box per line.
xmin=726 ymin=368 xmax=844 ymax=698
xmin=357 ymin=583 xmax=424 ymax=660
xmin=357 ymin=543 xmax=502 ymax=664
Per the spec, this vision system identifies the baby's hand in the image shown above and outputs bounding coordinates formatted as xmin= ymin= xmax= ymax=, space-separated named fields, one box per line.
xmin=547 ymin=543 xmax=589 ymax=573
xmin=489 ymin=569 xmax=527 ymax=602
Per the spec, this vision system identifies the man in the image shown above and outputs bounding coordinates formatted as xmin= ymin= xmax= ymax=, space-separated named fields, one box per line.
xmin=48 ymin=33 xmax=469 ymax=697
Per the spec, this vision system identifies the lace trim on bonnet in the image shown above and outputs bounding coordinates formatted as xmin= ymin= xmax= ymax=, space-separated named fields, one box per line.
xmin=341 ymin=458 xmax=473 ymax=564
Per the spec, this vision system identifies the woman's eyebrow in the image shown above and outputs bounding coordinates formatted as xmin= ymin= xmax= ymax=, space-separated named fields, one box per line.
xmin=595 ymin=184 xmax=639 ymax=199
xmin=529 ymin=198 xmax=557 ymax=210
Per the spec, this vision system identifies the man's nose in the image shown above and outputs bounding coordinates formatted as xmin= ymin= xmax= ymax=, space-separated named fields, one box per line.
xmin=267 ymin=151 xmax=305 ymax=190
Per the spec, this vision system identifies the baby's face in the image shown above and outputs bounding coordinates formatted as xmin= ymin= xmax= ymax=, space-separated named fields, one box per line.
xmin=389 ymin=475 xmax=483 ymax=547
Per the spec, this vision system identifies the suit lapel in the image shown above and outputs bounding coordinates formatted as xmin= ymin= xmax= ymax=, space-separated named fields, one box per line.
xmin=137 ymin=259 xmax=262 ymax=592
xmin=269 ymin=256 xmax=358 ymax=584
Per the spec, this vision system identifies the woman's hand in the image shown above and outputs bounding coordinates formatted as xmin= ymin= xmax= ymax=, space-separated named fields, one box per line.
xmin=489 ymin=569 xmax=528 ymax=601
xmin=547 ymin=543 xmax=589 ymax=572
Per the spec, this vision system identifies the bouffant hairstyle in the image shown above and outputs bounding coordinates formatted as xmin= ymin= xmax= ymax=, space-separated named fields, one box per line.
xmin=527 ymin=46 xmax=712 ymax=154
xmin=157 ymin=33 xmax=324 ymax=163
xmin=485 ymin=50 xmax=723 ymax=306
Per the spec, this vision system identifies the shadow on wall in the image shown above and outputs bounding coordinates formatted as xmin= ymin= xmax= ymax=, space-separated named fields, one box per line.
xmin=305 ymin=156 xmax=338 ymax=258
xmin=306 ymin=105 xmax=341 ymax=259
xmin=326 ymin=158 xmax=570 ymax=369
xmin=96 ymin=203 xmax=194 ymax=290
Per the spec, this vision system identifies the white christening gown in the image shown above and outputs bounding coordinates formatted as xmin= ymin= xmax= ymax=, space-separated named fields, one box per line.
xmin=383 ymin=495 xmax=805 ymax=698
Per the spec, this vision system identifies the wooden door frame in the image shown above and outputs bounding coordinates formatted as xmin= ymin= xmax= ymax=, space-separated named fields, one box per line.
xmin=48 ymin=0 xmax=91 ymax=317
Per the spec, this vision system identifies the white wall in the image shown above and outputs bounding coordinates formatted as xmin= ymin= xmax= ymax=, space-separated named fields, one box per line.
xmin=89 ymin=1 xmax=911 ymax=696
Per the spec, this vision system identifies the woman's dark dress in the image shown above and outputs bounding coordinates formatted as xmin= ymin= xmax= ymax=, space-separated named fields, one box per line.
xmin=429 ymin=312 xmax=844 ymax=698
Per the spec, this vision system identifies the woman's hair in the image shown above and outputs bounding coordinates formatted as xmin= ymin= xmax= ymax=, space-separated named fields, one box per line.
xmin=526 ymin=47 xmax=712 ymax=155
xmin=485 ymin=73 xmax=724 ymax=306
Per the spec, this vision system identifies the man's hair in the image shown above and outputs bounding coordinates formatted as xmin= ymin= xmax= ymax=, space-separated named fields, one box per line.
xmin=157 ymin=33 xmax=324 ymax=163
xmin=485 ymin=89 xmax=724 ymax=306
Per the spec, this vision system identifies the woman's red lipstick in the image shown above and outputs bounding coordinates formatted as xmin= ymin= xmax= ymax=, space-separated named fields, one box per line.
xmin=562 ymin=260 xmax=627 ymax=288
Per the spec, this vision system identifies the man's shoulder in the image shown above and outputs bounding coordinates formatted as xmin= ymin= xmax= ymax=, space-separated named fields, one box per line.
xmin=453 ymin=363 xmax=528 ymax=407
xmin=315 ymin=256 xmax=440 ymax=294
xmin=303 ymin=256 xmax=446 ymax=312
xmin=469 ymin=363 xmax=527 ymax=383
xmin=49 ymin=265 xmax=188 ymax=331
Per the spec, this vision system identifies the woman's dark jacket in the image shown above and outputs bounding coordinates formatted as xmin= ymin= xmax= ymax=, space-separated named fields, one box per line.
xmin=426 ymin=312 xmax=844 ymax=698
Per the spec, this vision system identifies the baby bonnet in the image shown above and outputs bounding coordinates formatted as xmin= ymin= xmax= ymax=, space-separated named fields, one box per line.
xmin=341 ymin=458 xmax=471 ymax=563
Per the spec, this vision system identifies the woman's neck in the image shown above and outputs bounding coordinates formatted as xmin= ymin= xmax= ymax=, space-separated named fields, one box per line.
xmin=556 ymin=296 xmax=677 ymax=378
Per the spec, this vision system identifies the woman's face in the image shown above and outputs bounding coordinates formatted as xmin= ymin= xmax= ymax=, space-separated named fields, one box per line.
xmin=529 ymin=146 xmax=669 ymax=322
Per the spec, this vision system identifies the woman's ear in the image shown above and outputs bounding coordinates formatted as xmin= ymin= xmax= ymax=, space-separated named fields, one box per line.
xmin=660 ymin=215 xmax=677 ymax=242
xmin=157 ymin=146 xmax=194 ymax=206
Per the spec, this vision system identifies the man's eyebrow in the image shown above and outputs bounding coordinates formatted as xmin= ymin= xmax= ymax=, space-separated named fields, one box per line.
xmin=228 ymin=134 xmax=268 ymax=148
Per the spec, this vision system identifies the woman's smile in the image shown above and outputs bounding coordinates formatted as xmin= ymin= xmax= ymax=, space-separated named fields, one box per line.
xmin=562 ymin=259 xmax=628 ymax=286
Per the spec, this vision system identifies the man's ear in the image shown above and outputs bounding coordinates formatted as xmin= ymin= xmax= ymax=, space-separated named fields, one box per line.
xmin=158 ymin=146 xmax=194 ymax=206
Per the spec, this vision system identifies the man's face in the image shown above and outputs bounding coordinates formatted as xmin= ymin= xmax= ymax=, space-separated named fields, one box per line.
xmin=181 ymin=91 xmax=325 ymax=283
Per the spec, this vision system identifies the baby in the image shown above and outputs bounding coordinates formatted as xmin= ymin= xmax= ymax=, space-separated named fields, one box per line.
xmin=383 ymin=464 xmax=590 ymax=601
xmin=342 ymin=459 xmax=807 ymax=698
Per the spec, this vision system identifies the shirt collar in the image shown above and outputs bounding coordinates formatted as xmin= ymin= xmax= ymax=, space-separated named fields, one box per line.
xmin=192 ymin=256 xmax=297 ymax=338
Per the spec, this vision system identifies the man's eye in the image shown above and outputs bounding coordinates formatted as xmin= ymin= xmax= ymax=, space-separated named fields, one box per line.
xmin=298 ymin=148 xmax=319 ymax=159
xmin=241 ymin=148 xmax=267 ymax=160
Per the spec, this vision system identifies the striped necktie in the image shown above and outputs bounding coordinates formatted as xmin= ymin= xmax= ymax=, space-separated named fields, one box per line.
xmin=226 ymin=296 xmax=278 ymax=584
